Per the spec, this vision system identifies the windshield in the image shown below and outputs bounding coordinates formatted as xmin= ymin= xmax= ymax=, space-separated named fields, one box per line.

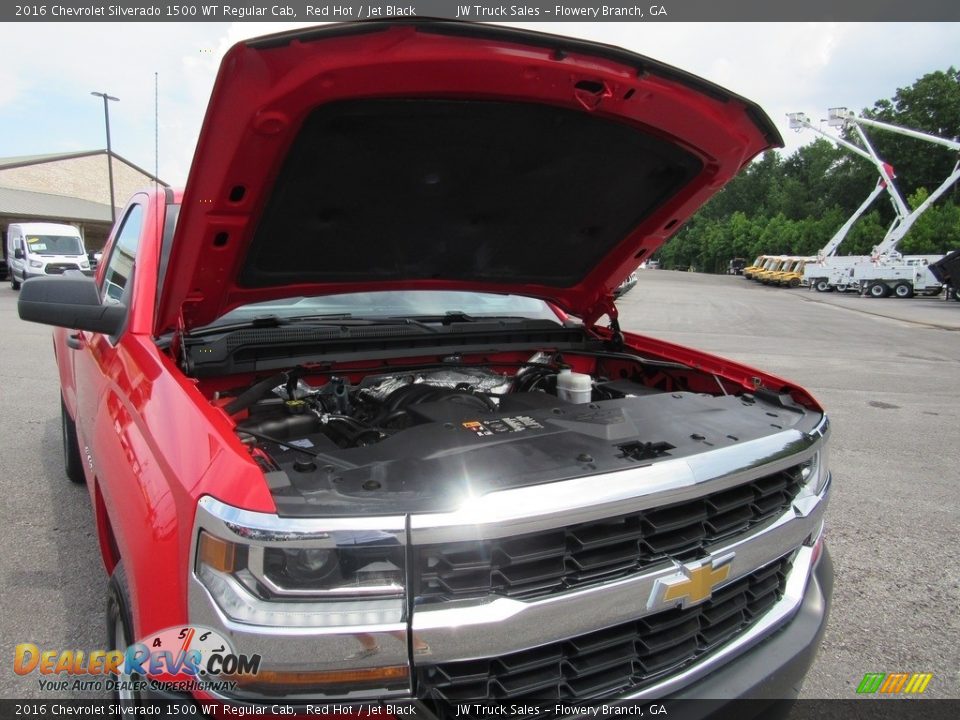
xmin=207 ymin=291 xmax=564 ymax=328
xmin=26 ymin=235 xmax=84 ymax=256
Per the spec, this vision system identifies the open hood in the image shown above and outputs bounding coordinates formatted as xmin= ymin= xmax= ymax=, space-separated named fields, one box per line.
xmin=157 ymin=20 xmax=781 ymax=334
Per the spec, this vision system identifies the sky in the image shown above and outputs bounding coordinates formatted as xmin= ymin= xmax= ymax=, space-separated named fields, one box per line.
xmin=0 ymin=21 xmax=958 ymax=186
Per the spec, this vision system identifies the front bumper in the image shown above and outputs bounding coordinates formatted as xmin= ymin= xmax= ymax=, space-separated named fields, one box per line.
xmin=151 ymin=547 xmax=831 ymax=714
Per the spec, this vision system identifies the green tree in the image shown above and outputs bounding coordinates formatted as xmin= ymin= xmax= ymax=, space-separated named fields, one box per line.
xmin=898 ymin=188 xmax=960 ymax=254
xmin=839 ymin=211 xmax=887 ymax=256
xmin=857 ymin=68 xmax=960 ymax=201
xmin=658 ymin=67 xmax=960 ymax=272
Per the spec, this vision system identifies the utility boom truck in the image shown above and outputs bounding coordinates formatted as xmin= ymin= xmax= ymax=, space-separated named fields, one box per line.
xmin=827 ymin=108 xmax=960 ymax=298
xmin=787 ymin=112 xmax=907 ymax=293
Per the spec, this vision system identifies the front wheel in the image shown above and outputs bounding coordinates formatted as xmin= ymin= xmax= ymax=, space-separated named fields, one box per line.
xmin=894 ymin=282 xmax=914 ymax=299
xmin=10 ymin=274 xmax=20 ymax=291
xmin=107 ymin=562 xmax=144 ymax=704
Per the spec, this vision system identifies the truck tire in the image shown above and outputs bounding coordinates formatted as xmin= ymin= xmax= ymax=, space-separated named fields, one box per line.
xmin=107 ymin=562 xmax=143 ymax=704
xmin=814 ymin=279 xmax=831 ymax=293
xmin=11 ymin=275 xmax=20 ymax=291
xmin=893 ymin=283 xmax=914 ymax=299
xmin=868 ymin=283 xmax=890 ymax=298
xmin=61 ymin=396 xmax=86 ymax=484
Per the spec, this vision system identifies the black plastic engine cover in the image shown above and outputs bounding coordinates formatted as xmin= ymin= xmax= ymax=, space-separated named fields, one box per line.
xmin=265 ymin=391 xmax=819 ymax=518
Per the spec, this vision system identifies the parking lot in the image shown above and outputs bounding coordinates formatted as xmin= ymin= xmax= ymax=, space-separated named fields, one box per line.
xmin=1 ymin=270 xmax=958 ymax=699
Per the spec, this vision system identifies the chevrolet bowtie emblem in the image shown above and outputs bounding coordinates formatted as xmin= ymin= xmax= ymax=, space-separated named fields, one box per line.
xmin=648 ymin=553 xmax=735 ymax=610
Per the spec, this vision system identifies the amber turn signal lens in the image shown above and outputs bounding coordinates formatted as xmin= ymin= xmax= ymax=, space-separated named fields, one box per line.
xmin=198 ymin=532 xmax=237 ymax=573
xmin=228 ymin=665 xmax=409 ymax=691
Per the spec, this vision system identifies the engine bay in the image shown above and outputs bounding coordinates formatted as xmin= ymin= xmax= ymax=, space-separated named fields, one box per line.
xmin=211 ymin=351 xmax=817 ymax=516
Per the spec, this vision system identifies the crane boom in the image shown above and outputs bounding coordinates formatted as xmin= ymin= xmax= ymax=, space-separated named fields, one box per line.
xmin=817 ymin=179 xmax=887 ymax=260
xmin=787 ymin=112 xmax=905 ymax=258
xmin=827 ymin=108 xmax=960 ymax=258
xmin=828 ymin=108 xmax=960 ymax=152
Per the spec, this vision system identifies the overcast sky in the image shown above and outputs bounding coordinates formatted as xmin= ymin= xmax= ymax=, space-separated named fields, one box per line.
xmin=1 ymin=21 xmax=957 ymax=186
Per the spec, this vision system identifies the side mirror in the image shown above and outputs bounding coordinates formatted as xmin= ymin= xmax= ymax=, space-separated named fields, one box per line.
xmin=14 ymin=248 xmax=24 ymax=260
xmin=18 ymin=274 xmax=126 ymax=335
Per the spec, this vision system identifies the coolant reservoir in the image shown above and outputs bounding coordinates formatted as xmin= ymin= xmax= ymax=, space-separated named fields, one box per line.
xmin=556 ymin=368 xmax=592 ymax=404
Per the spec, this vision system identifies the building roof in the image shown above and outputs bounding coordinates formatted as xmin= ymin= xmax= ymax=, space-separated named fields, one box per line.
xmin=0 ymin=149 xmax=167 ymax=186
xmin=0 ymin=185 xmax=114 ymax=223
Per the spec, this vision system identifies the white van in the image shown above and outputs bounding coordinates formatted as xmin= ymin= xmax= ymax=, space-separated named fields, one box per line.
xmin=6 ymin=222 xmax=91 ymax=290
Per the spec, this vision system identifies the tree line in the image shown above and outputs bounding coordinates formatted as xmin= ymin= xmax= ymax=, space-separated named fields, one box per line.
xmin=658 ymin=68 xmax=960 ymax=273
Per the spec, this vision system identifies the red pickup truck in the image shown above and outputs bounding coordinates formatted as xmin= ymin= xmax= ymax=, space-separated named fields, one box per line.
xmin=19 ymin=20 xmax=831 ymax=714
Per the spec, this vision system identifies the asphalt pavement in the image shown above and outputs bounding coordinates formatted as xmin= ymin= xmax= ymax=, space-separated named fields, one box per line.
xmin=0 ymin=271 xmax=957 ymax=699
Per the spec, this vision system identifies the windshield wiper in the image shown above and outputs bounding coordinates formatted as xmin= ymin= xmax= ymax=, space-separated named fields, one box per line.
xmin=186 ymin=313 xmax=442 ymax=338
xmin=384 ymin=317 xmax=440 ymax=333
xmin=396 ymin=312 xmax=530 ymax=325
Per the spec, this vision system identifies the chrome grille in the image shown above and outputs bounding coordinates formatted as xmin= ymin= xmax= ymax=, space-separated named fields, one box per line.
xmin=415 ymin=467 xmax=804 ymax=602
xmin=44 ymin=263 xmax=80 ymax=275
xmin=416 ymin=556 xmax=792 ymax=703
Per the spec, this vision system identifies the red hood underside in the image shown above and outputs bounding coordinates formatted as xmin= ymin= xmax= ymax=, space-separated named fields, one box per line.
xmin=156 ymin=20 xmax=781 ymax=334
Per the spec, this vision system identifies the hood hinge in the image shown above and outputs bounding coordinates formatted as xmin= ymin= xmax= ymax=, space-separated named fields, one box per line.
xmin=171 ymin=309 xmax=190 ymax=372
xmin=607 ymin=314 xmax=625 ymax=351
xmin=584 ymin=296 xmax=625 ymax=351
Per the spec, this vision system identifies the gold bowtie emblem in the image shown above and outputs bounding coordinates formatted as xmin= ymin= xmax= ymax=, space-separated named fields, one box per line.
xmin=649 ymin=553 xmax=735 ymax=610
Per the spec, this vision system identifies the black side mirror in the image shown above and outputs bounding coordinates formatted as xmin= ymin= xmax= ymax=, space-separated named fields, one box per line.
xmin=18 ymin=274 xmax=126 ymax=335
xmin=14 ymin=248 xmax=24 ymax=260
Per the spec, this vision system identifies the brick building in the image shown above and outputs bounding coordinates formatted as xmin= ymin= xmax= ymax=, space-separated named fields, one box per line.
xmin=0 ymin=150 xmax=167 ymax=256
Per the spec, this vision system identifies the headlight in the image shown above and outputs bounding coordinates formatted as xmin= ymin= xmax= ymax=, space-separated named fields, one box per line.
xmin=799 ymin=448 xmax=829 ymax=495
xmin=80 ymin=259 xmax=90 ymax=269
xmin=194 ymin=501 xmax=406 ymax=628
xmin=192 ymin=499 xmax=410 ymax=698
xmin=29 ymin=259 xmax=43 ymax=268
xmin=197 ymin=530 xmax=404 ymax=602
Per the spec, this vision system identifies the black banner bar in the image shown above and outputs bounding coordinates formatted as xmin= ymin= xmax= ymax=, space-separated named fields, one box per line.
xmin=4 ymin=1 xmax=960 ymax=23
xmin=2 ymin=700 xmax=960 ymax=720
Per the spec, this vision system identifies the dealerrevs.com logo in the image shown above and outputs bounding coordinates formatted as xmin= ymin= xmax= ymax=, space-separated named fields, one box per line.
xmin=14 ymin=625 xmax=261 ymax=694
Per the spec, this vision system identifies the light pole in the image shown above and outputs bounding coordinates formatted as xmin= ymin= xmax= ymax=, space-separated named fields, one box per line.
xmin=91 ymin=91 xmax=119 ymax=224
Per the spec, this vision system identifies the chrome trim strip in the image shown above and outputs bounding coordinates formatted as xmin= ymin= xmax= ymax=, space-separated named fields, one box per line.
xmin=411 ymin=423 xmax=826 ymax=544
xmin=411 ymin=484 xmax=826 ymax=664
xmin=199 ymin=495 xmax=406 ymax=543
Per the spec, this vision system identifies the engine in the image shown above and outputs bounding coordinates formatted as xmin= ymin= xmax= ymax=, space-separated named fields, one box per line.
xmin=232 ymin=364 xmax=568 ymax=451
xmin=226 ymin=355 xmax=664 ymax=459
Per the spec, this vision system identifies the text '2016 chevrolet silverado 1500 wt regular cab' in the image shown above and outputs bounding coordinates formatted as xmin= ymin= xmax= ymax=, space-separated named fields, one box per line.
xmin=18 ymin=19 xmax=831 ymax=716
